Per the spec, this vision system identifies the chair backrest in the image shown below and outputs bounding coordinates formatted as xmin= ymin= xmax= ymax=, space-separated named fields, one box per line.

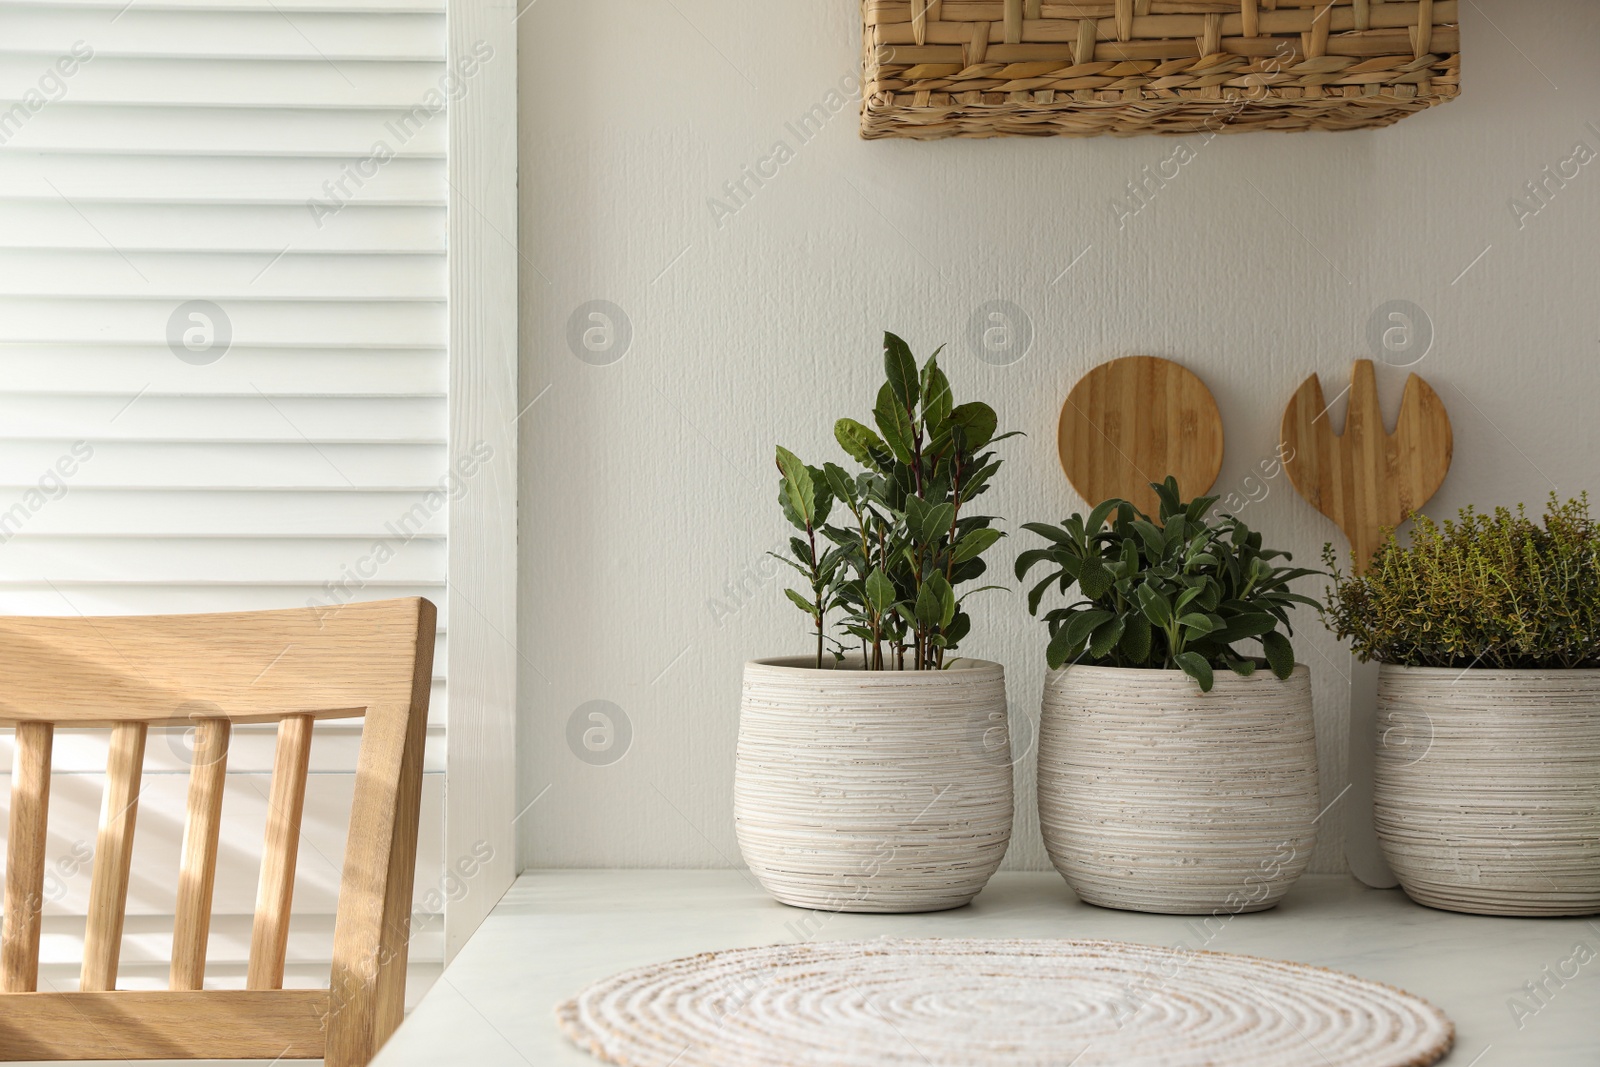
xmin=0 ymin=596 xmax=436 ymax=1067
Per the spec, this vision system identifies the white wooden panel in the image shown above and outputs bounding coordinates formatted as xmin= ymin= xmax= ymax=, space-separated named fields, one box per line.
xmin=0 ymin=441 xmax=444 ymax=487
xmin=0 ymin=250 xmax=445 ymax=299
xmin=3 ymin=489 xmax=448 ymax=536
xmin=0 ymin=154 xmax=444 ymax=204
xmin=446 ymin=0 xmax=517 ymax=956
xmin=0 ymin=588 xmax=448 ymax=638
xmin=0 ymin=58 xmax=447 ymax=108
xmin=3 ymin=9 xmax=444 ymax=60
xmin=0 ymin=396 xmax=444 ymax=442
xmin=15 ymin=0 xmax=443 ymax=11
xmin=0 ymin=348 xmax=444 ymax=394
xmin=0 ymin=298 xmax=444 ymax=348
xmin=0 ymin=536 xmax=446 ymax=584
xmin=0 ymin=202 xmax=444 ymax=253
xmin=6 ymin=105 xmax=446 ymax=157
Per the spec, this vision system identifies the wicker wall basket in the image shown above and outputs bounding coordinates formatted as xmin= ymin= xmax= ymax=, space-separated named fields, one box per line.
xmin=862 ymin=1 xmax=1461 ymax=140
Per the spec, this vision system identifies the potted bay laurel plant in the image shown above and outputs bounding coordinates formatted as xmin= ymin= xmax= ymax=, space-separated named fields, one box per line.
xmin=735 ymin=332 xmax=1017 ymax=913
xmin=1017 ymin=479 xmax=1321 ymax=914
xmin=1324 ymin=494 xmax=1600 ymax=916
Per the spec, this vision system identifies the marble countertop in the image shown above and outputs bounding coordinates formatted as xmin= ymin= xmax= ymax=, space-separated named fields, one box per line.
xmin=375 ymin=870 xmax=1600 ymax=1067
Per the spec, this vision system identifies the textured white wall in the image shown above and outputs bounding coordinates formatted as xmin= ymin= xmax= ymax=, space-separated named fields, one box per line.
xmin=518 ymin=0 xmax=1600 ymax=875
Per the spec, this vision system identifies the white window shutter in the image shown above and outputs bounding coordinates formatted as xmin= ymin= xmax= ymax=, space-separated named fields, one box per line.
xmin=0 ymin=0 xmax=450 ymax=1001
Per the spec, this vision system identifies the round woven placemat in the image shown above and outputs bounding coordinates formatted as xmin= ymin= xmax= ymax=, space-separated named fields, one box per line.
xmin=557 ymin=938 xmax=1453 ymax=1067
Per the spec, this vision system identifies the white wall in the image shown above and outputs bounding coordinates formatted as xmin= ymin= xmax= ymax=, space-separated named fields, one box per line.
xmin=519 ymin=0 xmax=1600 ymax=876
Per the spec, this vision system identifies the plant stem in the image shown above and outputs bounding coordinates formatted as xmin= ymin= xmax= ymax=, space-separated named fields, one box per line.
xmin=807 ymin=521 xmax=823 ymax=669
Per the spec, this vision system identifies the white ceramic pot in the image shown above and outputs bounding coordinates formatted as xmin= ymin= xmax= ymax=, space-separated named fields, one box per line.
xmin=1038 ymin=664 xmax=1318 ymax=915
xmin=1374 ymin=665 xmax=1600 ymax=916
xmin=735 ymin=656 xmax=1012 ymax=912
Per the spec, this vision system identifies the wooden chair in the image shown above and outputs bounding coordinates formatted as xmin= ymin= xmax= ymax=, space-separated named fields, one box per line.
xmin=0 ymin=596 xmax=436 ymax=1066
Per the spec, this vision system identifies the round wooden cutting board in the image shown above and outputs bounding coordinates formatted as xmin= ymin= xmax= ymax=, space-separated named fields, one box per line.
xmin=1057 ymin=355 xmax=1225 ymax=514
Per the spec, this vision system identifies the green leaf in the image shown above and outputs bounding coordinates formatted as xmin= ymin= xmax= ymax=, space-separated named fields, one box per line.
xmin=1021 ymin=522 xmax=1079 ymax=547
xmin=1214 ymin=612 xmax=1279 ymax=642
xmin=1261 ymin=631 xmax=1296 ymax=679
xmin=1064 ymin=608 xmax=1113 ymax=654
xmin=1085 ymin=498 xmax=1121 ymax=535
xmin=1027 ymin=573 xmax=1059 ymax=616
xmin=775 ymin=446 xmax=815 ymax=526
xmin=904 ymin=496 xmax=930 ymax=541
xmin=783 ymin=587 xmax=816 ymax=615
xmin=1014 ymin=547 xmax=1059 ymax=580
xmin=946 ymin=402 xmax=998 ymax=452
xmin=934 ymin=573 xmax=957 ymax=627
xmin=1089 ymin=615 xmax=1125 ymax=659
xmin=874 ymin=383 xmax=917 ymax=464
xmin=1120 ymin=613 xmax=1153 ymax=663
xmin=1178 ymin=612 xmax=1217 ymax=634
xmin=809 ymin=465 xmax=833 ymax=527
xmin=835 ymin=418 xmax=892 ymax=469
xmin=1152 ymin=476 xmax=1183 ymax=520
xmin=865 ymin=568 xmax=895 ymax=615
xmin=821 ymin=461 xmax=857 ymax=507
xmin=1045 ymin=623 xmax=1079 ymax=670
xmin=959 ymin=460 xmax=1002 ymax=503
xmin=1078 ymin=558 xmax=1115 ymax=599
xmin=768 ymin=551 xmax=810 ymax=578
xmin=953 ymin=527 xmax=1004 ymax=564
xmin=1174 ymin=651 xmax=1215 ymax=692
xmin=1131 ymin=520 xmax=1166 ymax=558
xmin=916 ymin=573 xmax=956 ymax=629
xmin=925 ymin=503 xmax=956 ymax=544
xmin=921 ymin=356 xmax=953 ymax=428
xmin=1136 ymin=583 xmax=1173 ymax=627
xmin=883 ymin=332 xmax=920 ymax=412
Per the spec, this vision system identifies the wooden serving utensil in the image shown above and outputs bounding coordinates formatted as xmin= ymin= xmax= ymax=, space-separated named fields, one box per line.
xmin=1279 ymin=359 xmax=1453 ymax=573
xmin=1280 ymin=358 xmax=1452 ymax=891
xmin=1057 ymin=355 xmax=1225 ymax=515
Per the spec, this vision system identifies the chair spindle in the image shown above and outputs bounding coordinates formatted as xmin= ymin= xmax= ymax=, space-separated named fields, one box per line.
xmin=2 ymin=722 xmax=54 ymax=992
xmin=247 ymin=714 xmax=313 ymax=989
xmin=170 ymin=719 xmax=231 ymax=990
xmin=81 ymin=721 xmax=148 ymax=991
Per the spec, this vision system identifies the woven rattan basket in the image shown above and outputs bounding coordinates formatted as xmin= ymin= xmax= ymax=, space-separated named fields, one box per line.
xmin=862 ymin=1 xmax=1460 ymax=139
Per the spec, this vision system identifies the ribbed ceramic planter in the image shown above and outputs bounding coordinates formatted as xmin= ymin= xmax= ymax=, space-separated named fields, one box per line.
xmin=1374 ymin=665 xmax=1600 ymax=916
xmin=735 ymin=656 xmax=1012 ymax=913
xmin=1038 ymin=664 xmax=1318 ymax=915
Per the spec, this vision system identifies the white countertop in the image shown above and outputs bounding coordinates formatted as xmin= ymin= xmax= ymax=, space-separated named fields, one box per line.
xmin=373 ymin=869 xmax=1600 ymax=1066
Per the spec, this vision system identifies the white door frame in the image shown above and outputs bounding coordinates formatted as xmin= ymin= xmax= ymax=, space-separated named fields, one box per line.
xmin=445 ymin=0 xmax=519 ymax=958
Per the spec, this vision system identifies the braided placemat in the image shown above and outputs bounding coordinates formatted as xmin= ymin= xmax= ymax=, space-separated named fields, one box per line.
xmin=558 ymin=938 xmax=1453 ymax=1067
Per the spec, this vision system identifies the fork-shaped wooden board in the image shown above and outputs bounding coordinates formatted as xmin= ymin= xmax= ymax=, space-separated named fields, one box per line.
xmin=1280 ymin=359 xmax=1452 ymax=573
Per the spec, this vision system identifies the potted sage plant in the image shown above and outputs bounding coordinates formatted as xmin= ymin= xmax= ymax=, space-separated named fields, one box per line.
xmin=1017 ymin=479 xmax=1322 ymax=914
xmin=735 ymin=331 xmax=1017 ymax=913
xmin=1325 ymin=495 xmax=1600 ymax=916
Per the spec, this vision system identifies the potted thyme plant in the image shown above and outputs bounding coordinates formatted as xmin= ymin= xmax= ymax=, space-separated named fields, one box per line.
xmin=735 ymin=332 xmax=1017 ymax=913
xmin=1017 ymin=479 xmax=1322 ymax=914
xmin=1324 ymin=494 xmax=1600 ymax=916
